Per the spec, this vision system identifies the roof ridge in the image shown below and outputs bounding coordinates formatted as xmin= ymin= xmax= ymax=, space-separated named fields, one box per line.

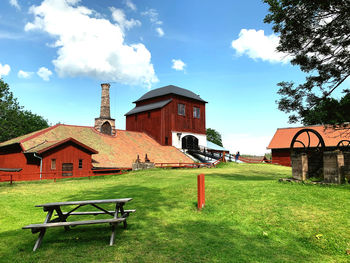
xmin=276 ymin=124 xmax=329 ymax=130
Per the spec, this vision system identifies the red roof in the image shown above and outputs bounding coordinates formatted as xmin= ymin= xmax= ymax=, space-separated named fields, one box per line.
xmin=267 ymin=125 xmax=350 ymax=149
xmin=0 ymin=124 xmax=193 ymax=168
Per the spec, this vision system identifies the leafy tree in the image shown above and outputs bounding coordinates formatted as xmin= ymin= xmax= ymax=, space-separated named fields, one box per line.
xmin=264 ymin=0 xmax=350 ymax=125
xmin=0 ymin=79 xmax=49 ymax=142
xmin=206 ymin=128 xmax=223 ymax=147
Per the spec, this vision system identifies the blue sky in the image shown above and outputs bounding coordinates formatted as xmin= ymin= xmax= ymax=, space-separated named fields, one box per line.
xmin=0 ymin=0 xmax=309 ymax=155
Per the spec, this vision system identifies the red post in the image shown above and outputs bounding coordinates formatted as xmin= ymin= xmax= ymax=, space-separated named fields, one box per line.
xmin=197 ymin=174 xmax=205 ymax=210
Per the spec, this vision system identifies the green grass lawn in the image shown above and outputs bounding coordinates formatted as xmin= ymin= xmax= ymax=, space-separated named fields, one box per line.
xmin=1 ymin=163 xmax=350 ymax=263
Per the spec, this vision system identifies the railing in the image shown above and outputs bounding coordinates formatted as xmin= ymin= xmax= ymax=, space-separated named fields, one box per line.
xmin=155 ymin=158 xmax=226 ymax=169
xmin=0 ymin=169 xmax=131 ymax=183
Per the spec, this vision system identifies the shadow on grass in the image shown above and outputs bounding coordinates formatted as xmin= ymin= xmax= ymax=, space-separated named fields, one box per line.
xmin=0 ymin=218 xmax=320 ymax=263
xmin=208 ymin=173 xmax=275 ymax=181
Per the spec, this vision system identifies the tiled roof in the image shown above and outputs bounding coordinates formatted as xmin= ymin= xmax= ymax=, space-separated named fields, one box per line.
xmin=125 ymin=99 xmax=172 ymax=116
xmin=24 ymin=138 xmax=98 ymax=154
xmin=0 ymin=124 xmax=193 ymax=168
xmin=267 ymin=125 xmax=350 ymax=149
xmin=133 ymin=85 xmax=207 ymax=103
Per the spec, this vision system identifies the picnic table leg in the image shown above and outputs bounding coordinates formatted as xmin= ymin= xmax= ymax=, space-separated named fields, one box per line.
xmin=32 ymin=209 xmax=53 ymax=251
xmin=54 ymin=206 xmax=70 ymax=231
xmin=33 ymin=229 xmax=46 ymax=251
xmin=109 ymin=224 xmax=116 ymax=246
xmin=109 ymin=203 xmax=121 ymax=246
xmin=121 ymin=206 xmax=128 ymax=229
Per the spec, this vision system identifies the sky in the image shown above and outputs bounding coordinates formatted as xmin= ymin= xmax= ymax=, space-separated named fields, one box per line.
xmin=0 ymin=0 xmax=312 ymax=155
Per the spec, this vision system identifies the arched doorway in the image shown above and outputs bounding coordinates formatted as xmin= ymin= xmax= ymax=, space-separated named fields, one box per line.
xmin=182 ymin=135 xmax=199 ymax=150
xmin=101 ymin=121 xmax=112 ymax=135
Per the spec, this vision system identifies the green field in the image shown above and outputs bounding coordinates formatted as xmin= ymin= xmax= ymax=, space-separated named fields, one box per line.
xmin=1 ymin=163 xmax=350 ymax=263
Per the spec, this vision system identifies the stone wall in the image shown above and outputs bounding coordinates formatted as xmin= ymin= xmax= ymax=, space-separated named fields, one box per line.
xmin=132 ymin=162 xmax=155 ymax=171
xmin=343 ymin=152 xmax=350 ymax=181
xmin=291 ymin=153 xmax=308 ymax=181
xmin=323 ymin=151 xmax=344 ymax=184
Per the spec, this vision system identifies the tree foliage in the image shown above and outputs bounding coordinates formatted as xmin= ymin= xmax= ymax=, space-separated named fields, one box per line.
xmin=206 ymin=128 xmax=223 ymax=147
xmin=0 ymin=79 xmax=49 ymax=142
xmin=264 ymin=0 xmax=350 ymax=125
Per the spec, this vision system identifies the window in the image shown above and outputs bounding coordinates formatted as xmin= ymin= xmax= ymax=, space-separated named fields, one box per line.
xmin=148 ymin=112 xmax=151 ymax=118
xmin=193 ymin=107 xmax=200 ymax=118
xmin=51 ymin=159 xmax=56 ymax=170
xmin=79 ymin=159 xmax=83 ymax=169
xmin=178 ymin=103 xmax=185 ymax=116
xmin=135 ymin=114 xmax=138 ymax=121
xmin=62 ymin=163 xmax=73 ymax=176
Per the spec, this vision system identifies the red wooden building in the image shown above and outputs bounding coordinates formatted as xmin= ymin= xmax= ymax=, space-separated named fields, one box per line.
xmin=125 ymin=85 xmax=207 ymax=150
xmin=0 ymin=136 xmax=97 ymax=181
xmin=267 ymin=125 xmax=350 ymax=166
xmin=0 ymin=84 xmax=193 ymax=182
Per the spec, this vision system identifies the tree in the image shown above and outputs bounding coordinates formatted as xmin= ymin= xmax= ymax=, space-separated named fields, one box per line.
xmin=264 ymin=0 xmax=350 ymax=126
xmin=206 ymin=128 xmax=223 ymax=147
xmin=0 ymin=79 xmax=49 ymax=142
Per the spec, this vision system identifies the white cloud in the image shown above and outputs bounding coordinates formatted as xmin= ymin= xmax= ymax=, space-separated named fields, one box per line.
xmin=222 ymin=133 xmax=272 ymax=156
xmin=171 ymin=59 xmax=186 ymax=71
xmin=125 ymin=0 xmax=136 ymax=11
xmin=231 ymin=29 xmax=291 ymax=63
xmin=156 ymin=27 xmax=164 ymax=37
xmin=37 ymin=67 xmax=52 ymax=81
xmin=25 ymin=0 xmax=158 ymax=88
xmin=141 ymin=8 xmax=164 ymax=37
xmin=141 ymin=8 xmax=162 ymax=24
xmin=18 ymin=70 xmax=34 ymax=79
xmin=110 ymin=7 xmax=141 ymax=31
xmin=0 ymin=63 xmax=11 ymax=78
xmin=9 ymin=0 xmax=20 ymax=10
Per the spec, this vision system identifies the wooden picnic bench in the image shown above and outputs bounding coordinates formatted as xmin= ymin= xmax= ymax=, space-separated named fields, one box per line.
xmin=22 ymin=198 xmax=135 ymax=251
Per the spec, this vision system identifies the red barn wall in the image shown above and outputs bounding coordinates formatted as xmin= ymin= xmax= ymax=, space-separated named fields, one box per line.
xmin=271 ymin=149 xmax=291 ymax=166
xmin=0 ymin=144 xmax=40 ymax=181
xmin=126 ymin=109 xmax=162 ymax=143
xmin=41 ymin=143 xmax=93 ymax=179
xmin=126 ymin=94 xmax=206 ymax=146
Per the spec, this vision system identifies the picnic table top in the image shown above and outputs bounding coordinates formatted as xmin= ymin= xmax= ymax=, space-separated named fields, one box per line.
xmin=35 ymin=198 xmax=133 ymax=208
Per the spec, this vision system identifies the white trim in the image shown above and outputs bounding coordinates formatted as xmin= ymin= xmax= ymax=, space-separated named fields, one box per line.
xmin=171 ymin=131 xmax=207 ymax=149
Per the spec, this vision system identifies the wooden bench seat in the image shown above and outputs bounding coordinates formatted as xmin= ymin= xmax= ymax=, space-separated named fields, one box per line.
xmin=55 ymin=209 xmax=136 ymax=216
xmin=23 ymin=218 xmax=125 ymax=231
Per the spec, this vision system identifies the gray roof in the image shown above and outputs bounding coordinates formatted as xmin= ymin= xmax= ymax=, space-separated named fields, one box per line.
xmin=125 ymin=99 xmax=172 ymax=116
xmin=205 ymin=141 xmax=229 ymax=152
xmin=133 ymin=85 xmax=207 ymax=103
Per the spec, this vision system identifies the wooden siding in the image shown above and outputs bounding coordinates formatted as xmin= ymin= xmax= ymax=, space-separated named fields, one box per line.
xmin=126 ymin=94 xmax=206 ymax=146
xmin=271 ymin=149 xmax=291 ymax=167
xmin=41 ymin=143 xmax=93 ymax=178
xmin=0 ymin=144 xmax=40 ymax=181
xmin=0 ymin=142 xmax=94 ymax=182
xmin=126 ymin=109 xmax=162 ymax=143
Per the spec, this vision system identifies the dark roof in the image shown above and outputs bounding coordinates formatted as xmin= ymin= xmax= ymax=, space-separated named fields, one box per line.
xmin=125 ymin=99 xmax=172 ymax=116
xmin=133 ymin=85 xmax=207 ymax=103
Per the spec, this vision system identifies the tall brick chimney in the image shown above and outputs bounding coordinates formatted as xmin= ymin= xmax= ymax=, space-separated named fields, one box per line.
xmin=94 ymin=83 xmax=116 ymax=135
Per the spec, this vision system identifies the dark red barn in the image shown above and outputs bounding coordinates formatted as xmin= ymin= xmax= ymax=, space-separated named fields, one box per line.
xmin=125 ymin=85 xmax=207 ymax=150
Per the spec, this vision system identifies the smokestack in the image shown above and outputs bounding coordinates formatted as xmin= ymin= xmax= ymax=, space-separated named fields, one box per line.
xmin=94 ymin=83 xmax=116 ymax=136
xmin=100 ymin=83 xmax=111 ymax=119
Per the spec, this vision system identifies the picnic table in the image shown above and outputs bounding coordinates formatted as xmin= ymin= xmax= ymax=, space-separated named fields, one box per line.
xmin=22 ymin=198 xmax=135 ymax=251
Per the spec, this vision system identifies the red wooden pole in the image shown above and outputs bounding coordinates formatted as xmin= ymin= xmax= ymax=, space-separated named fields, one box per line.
xmin=197 ymin=174 xmax=205 ymax=210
